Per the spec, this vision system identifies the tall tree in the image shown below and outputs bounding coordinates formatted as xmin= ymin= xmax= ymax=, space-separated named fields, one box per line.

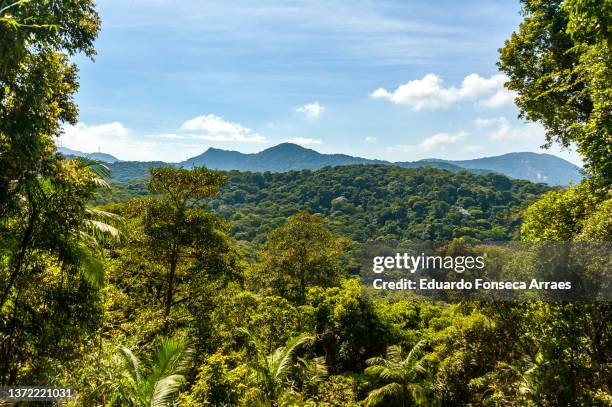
xmin=134 ymin=167 xmax=229 ymax=327
xmin=498 ymin=0 xmax=611 ymax=184
xmin=0 ymin=0 xmax=99 ymax=213
xmin=254 ymin=211 xmax=349 ymax=304
xmin=0 ymin=0 xmax=105 ymax=385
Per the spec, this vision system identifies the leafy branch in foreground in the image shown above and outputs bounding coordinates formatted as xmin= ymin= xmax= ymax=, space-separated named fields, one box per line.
xmin=92 ymin=337 xmax=192 ymax=407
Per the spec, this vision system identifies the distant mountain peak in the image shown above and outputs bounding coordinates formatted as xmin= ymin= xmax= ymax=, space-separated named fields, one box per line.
xmin=270 ymin=142 xmax=309 ymax=149
xmin=102 ymin=143 xmax=582 ymax=186
xmin=57 ymin=146 xmax=120 ymax=163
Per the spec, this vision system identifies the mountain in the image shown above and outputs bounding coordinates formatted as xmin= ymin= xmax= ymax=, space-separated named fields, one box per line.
xmin=449 ymin=152 xmax=583 ymax=186
xmin=101 ymin=143 xmax=582 ymax=186
xmin=181 ymin=143 xmax=386 ymax=172
xmin=58 ymin=147 xmax=120 ymax=163
xmin=396 ymin=159 xmax=492 ymax=176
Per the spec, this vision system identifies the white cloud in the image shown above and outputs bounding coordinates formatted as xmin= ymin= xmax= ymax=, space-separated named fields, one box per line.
xmin=418 ymin=131 xmax=467 ymax=151
xmin=179 ymin=114 xmax=268 ymax=143
xmin=60 ymin=122 xmax=195 ymax=161
xmin=61 ymin=122 xmax=131 ymax=151
xmin=478 ymin=89 xmax=517 ymax=108
xmin=59 ymin=114 xmax=271 ymax=161
xmin=285 ymin=137 xmax=322 ymax=146
xmin=294 ymin=102 xmax=325 ymax=118
xmin=364 ymin=136 xmax=377 ymax=143
xmin=386 ymin=131 xmax=468 ymax=153
xmin=371 ymin=73 xmax=514 ymax=111
xmin=476 ymin=116 xmax=544 ymax=140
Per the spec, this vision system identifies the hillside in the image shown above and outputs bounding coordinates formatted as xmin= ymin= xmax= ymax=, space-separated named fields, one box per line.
xmin=104 ymin=160 xmax=172 ymax=181
xmin=96 ymin=165 xmax=551 ymax=243
xmin=100 ymin=143 xmax=581 ymax=185
xmin=450 ymin=152 xmax=583 ymax=185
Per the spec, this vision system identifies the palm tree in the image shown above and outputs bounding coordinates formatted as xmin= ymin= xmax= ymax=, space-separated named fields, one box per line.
xmin=0 ymin=157 xmax=122 ymax=308
xmin=94 ymin=337 xmax=192 ymax=406
xmin=364 ymin=341 xmax=428 ymax=407
xmin=240 ymin=328 xmax=326 ymax=406
xmin=62 ymin=158 xmax=123 ymax=288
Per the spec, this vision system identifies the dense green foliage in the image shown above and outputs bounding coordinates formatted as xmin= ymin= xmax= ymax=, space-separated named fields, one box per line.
xmin=498 ymin=0 xmax=611 ymax=184
xmin=0 ymin=0 xmax=106 ymax=387
xmin=1 ymin=0 xmax=610 ymax=406
xmin=95 ymin=165 xmax=551 ymax=243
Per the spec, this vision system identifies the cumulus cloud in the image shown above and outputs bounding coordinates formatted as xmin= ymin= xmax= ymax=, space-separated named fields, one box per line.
xmin=371 ymin=73 xmax=514 ymax=111
xmin=61 ymin=122 xmax=131 ymax=151
xmin=294 ymin=102 xmax=325 ymax=118
xmin=285 ymin=137 xmax=322 ymax=146
xmin=60 ymin=122 xmax=189 ymax=161
xmin=386 ymin=131 xmax=468 ymax=153
xmin=59 ymin=114 xmax=272 ymax=161
xmin=418 ymin=131 xmax=468 ymax=151
xmin=476 ymin=116 xmax=544 ymax=140
xmin=179 ymin=114 xmax=268 ymax=143
xmin=478 ymin=89 xmax=517 ymax=108
xmin=364 ymin=136 xmax=377 ymax=143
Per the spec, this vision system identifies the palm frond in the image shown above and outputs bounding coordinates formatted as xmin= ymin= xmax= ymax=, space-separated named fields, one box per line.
xmin=74 ymin=241 xmax=106 ymax=288
xmin=85 ymin=207 xmax=122 ymax=221
xmin=118 ymin=346 xmax=142 ymax=386
xmin=404 ymin=340 xmax=426 ymax=366
xmin=150 ymin=374 xmax=186 ymax=407
xmin=274 ymin=334 xmax=314 ymax=380
xmin=149 ymin=337 xmax=188 ymax=385
xmin=364 ymin=382 xmax=404 ymax=407
xmin=74 ymin=157 xmax=112 ymax=180
xmin=386 ymin=345 xmax=403 ymax=363
xmin=84 ymin=219 xmax=121 ymax=240
xmin=366 ymin=356 xmax=385 ymax=367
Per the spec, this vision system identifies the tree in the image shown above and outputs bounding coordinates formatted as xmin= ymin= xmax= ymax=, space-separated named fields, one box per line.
xmin=137 ymin=167 xmax=228 ymax=325
xmin=308 ymin=279 xmax=388 ymax=374
xmin=498 ymin=0 xmax=611 ymax=184
xmin=95 ymin=337 xmax=192 ymax=406
xmin=0 ymin=0 xmax=99 ymax=214
xmin=240 ymin=328 xmax=326 ymax=406
xmin=0 ymin=0 xmax=106 ymax=385
xmin=179 ymin=351 xmax=244 ymax=406
xmin=520 ymin=182 xmax=608 ymax=241
xmin=0 ymin=158 xmax=119 ymax=384
xmin=363 ymin=341 xmax=428 ymax=407
xmin=254 ymin=211 xmax=349 ymax=304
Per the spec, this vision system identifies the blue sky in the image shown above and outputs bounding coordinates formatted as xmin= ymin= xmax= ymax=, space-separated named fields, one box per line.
xmin=60 ymin=0 xmax=582 ymax=165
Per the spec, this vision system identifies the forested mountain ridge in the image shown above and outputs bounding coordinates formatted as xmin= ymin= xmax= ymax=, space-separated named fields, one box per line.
xmin=96 ymin=165 xmax=552 ymax=243
xmin=450 ymin=152 xmax=582 ymax=186
xmin=84 ymin=142 xmax=582 ymax=185
xmin=182 ymin=143 xmax=388 ymax=171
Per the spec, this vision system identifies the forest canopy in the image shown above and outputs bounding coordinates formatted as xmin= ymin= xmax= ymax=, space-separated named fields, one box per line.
xmin=0 ymin=0 xmax=610 ymax=406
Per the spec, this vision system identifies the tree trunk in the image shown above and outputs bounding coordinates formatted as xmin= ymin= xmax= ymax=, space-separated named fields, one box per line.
xmin=164 ymin=246 xmax=179 ymax=330
xmin=0 ymin=197 xmax=37 ymax=309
